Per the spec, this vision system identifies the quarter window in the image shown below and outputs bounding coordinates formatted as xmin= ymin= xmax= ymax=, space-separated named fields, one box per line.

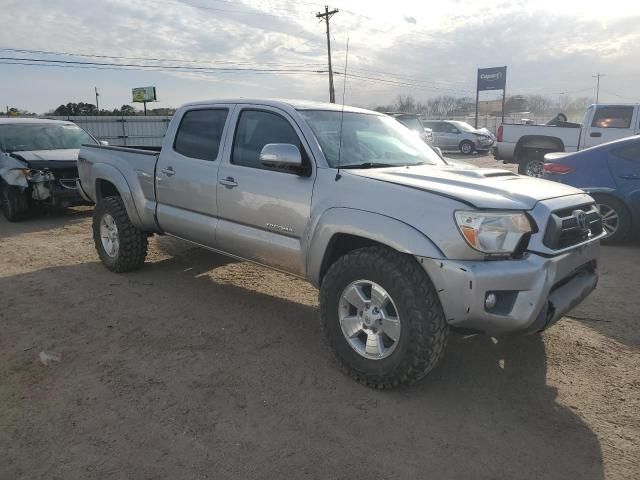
xmin=174 ymin=109 xmax=228 ymax=161
xmin=591 ymin=106 xmax=634 ymax=129
xmin=614 ymin=143 xmax=640 ymax=162
xmin=232 ymin=110 xmax=302 ymax=169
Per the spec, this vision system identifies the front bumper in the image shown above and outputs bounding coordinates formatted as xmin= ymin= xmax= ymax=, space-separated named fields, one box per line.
xmin=418 ymin=240 xmax=599 ymax=335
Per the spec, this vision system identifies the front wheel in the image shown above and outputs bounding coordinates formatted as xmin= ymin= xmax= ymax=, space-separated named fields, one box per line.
xmin=0 ymin=181 xmax=29 ymax=222
xmin=460 ymin=140 xmax=474 ymax=155
xmin=320 ymin=246 xmax=449 ymax=389
xmin=592 ymin=194 xmax=630 ymax=245
xmin=92 ymin=196 xmax=148 ymax=272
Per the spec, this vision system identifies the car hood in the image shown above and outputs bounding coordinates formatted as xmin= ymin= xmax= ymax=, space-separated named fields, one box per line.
xmin=345 ymin=163 xmax=586 ymax=210
xmin=9 ymin=149 xmax=80 ymax=163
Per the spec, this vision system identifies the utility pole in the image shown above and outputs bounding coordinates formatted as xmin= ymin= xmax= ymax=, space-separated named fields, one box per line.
xmin=95 ymin=87 xmax=100 ymax=115
xmin=593 ymin=73 xmax=605 ymax=103
xmin=316 ymin=5 xmax=339 ymax=103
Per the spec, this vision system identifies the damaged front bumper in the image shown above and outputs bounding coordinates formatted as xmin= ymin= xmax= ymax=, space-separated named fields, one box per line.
xmin=3 ymin=167 xmax=87 ymax=207
xmin=418 ymin=240 xmax=600 ymax=335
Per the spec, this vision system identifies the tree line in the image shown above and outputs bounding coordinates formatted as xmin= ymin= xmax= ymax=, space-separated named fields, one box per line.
xmin=371 ymin=94 xmax=594 ymax=118
xmin=46 ymin=102 xmax=176 ymax=116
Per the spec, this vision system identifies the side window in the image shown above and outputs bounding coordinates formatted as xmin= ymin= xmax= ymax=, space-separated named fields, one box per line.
xmin=614 ymin=143 xmax=640 ymax=162
xmin=232 ymin=110 xmax=301 ymax=170
xmin=591 ymin=106 xmax=634 ymax=129
xmin=173 ymin=109 xmax=228 ymax=161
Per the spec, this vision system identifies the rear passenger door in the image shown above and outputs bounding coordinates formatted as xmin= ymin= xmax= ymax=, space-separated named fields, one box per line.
xmin=155 ymin=106 xmax=232 ymax=247
xmin=426 ymin=122 xmax=446 ymax=148
xmin=216 ymin=106 xmax=315 ymax=276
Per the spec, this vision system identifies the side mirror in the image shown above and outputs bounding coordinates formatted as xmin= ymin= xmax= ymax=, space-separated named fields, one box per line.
xmin=260 ymin=143 xmax=302 ymax=171
xmin=99 ymin=140 xmax=109 ymax=146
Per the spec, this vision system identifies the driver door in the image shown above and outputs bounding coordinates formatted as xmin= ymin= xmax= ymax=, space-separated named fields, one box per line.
xmin=215 ymin=106 xmax=315 ymax=276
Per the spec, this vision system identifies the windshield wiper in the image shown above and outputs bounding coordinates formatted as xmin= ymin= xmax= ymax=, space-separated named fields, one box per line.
xmin=339 ymin=162 xmax=398 ymax=169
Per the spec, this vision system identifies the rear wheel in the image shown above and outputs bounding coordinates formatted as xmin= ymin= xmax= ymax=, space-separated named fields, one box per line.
xmin=92 ymin=196 xmax=148 ymax=272
xmin=517 ymin=151 xmax=544 ymax=177
xmin=0 ymin=181 xmax=29 ymax=222
xmin=320 ymin=246 xmax=449 ymax=389
xmin=592 ymin=194 xmax=630 ymax=245
xmin=460 ymin=140 xmax=474 ymax=155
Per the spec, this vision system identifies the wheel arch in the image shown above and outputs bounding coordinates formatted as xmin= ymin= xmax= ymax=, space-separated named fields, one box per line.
xmin=307 ymin=208 xmax=444 ymax=287
xmin=91 ymin=163 xmax=144 ymax=229
xmin=515 ymin=135 xmax=565 ymax=161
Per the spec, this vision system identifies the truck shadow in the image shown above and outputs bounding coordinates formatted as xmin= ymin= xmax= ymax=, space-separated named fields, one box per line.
xmin=569 ymin=243 xmax=640 ymax=346
xmin=0 ymin=206 xmax=93 ymax=240
xmin=1 ymin=252 xmax=604 ymax=479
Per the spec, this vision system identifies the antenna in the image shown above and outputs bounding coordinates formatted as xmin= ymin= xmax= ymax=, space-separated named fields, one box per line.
xmin=335 ymin=37 xmax=349 ymax=181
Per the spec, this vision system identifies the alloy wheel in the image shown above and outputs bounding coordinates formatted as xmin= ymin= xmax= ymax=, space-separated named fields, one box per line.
xmin=338 ymin=280 xmax=401 ymax=360
xmin=597 ymin=203 xmax=619 ymax=238
xmin=100 ymin=213 xmax=120 ymax=257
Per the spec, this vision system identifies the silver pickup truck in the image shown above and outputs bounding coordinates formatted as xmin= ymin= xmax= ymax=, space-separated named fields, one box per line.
xmin=78 ymin=99 xmax=604 ymax=388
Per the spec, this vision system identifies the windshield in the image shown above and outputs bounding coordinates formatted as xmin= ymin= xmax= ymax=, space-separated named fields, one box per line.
xmin=299 ymin=110 xmax=444 ymax=168
xmin=0 ymin=123 xmax=95 ymax=152
xmin=450 ymin=121 xmax=476 ymax=133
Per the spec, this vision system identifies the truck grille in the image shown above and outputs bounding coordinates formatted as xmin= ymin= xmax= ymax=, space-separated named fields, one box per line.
xmin=543 ymin=204 xmax=602 ymax=250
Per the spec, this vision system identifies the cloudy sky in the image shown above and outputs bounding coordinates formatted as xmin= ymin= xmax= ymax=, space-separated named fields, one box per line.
xmin=1 ymin=0 xmax=639 ymax=113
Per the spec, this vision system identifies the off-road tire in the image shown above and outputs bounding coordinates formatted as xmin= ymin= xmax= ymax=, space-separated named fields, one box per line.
xmin=460 ymin=140 xmax=474 ymax=155
xmin=591 ymin=194 xmax=631 ymax=245
xmin=92 ymin=196 xmax=148 ymax=272
xmin=320 ymin=246 xmax=449 ymax=389
xmin=0 ymin=180 xmax=29 ymax=222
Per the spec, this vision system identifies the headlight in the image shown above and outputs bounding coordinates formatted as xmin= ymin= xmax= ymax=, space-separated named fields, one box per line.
xmin=454 ymin=211 xmax=532 ymax=254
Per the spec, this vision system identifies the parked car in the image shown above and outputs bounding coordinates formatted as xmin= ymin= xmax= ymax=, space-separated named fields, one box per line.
xmin=78 ymin=99 xmax=603 ymax=388
xmin=423 ymin=120 xmax=494 ymax=154
xmin=0 ymin=118 xmax=97 ymax=221
xmin=385 ymin=112 xmax=433 ymax=144
xmin=543 ymin=135 xmax=640 ymax=244
xmin=494 ymin=104 xmax=640 ymax=177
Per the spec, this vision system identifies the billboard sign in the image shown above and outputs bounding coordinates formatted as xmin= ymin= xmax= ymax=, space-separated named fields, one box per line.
xmin=477 ymin=67 xmax=506 ymax=91
xmin=132 ymin=86 xmax=157 ymax=103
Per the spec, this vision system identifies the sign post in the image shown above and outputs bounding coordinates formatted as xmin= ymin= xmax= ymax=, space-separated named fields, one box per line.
xmin=475 ymin=66 xmax=507 ymax=128
xmin=132 ymin=86 xmax=157 ymax=116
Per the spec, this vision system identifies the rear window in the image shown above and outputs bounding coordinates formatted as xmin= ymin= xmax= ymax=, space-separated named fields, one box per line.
xmin=173 ymin=109 xmax=228 ymax=161
xmin=591 ymin=106 xmax=634 ymax=129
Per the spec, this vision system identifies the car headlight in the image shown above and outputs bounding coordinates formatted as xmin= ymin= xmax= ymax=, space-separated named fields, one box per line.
xmin=454 ymin=211 xmax=532 ymax=254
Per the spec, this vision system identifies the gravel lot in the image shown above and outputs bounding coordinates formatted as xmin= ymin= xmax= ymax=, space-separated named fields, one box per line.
xmin=1 ymin=154 xmax=638 ymax=479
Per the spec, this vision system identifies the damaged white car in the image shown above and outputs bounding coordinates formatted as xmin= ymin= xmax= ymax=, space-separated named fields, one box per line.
xmin=0 ymin=118 xmax=97 ymax=221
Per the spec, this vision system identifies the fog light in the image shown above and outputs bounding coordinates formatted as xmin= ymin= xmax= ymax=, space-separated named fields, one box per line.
xmin=485 ymin=293 xmax=497 ymax=310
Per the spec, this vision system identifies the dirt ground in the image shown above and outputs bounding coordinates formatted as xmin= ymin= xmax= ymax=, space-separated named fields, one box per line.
xmin=1 ymin=155 xmax=638 ymax=479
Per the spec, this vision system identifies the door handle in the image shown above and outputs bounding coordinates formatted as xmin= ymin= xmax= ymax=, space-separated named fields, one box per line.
xmin=161 ymin=166 xmax=176 ymax=176
xmin=590 ymin=132 xmax=602 ymax=138
xmin=219 ymin=176 xmax=238 ymax=188
xmin=619 ymin=173 xmax=640 ymax=179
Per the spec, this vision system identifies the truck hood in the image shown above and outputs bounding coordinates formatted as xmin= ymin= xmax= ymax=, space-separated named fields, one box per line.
xmin=346 ymin=164 xmax=585 ymax=210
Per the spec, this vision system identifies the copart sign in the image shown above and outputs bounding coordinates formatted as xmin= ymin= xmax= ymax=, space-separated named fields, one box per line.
xmin=477 ymin=67 xmax=507 ymax=91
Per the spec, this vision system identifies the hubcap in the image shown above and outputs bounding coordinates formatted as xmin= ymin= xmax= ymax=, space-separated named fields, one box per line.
xmin=461 ymin=143 xmax=472 ymax=154
xmin=338 ymin=280 xmax=401 ymax=360
xmin=597 ymin=203 xmax=619 ymax=237
xmin=100 ymin=213 xmax=119 ymax=258
xmin=525 ymin=160 xmax=544 ymax=178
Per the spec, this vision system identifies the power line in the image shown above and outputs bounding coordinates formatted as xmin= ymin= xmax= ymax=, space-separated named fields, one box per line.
xmin=0 ymin=47 xmax=326 ymax=68
xmin=0 ymin=56 xmax=326 ymax=74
